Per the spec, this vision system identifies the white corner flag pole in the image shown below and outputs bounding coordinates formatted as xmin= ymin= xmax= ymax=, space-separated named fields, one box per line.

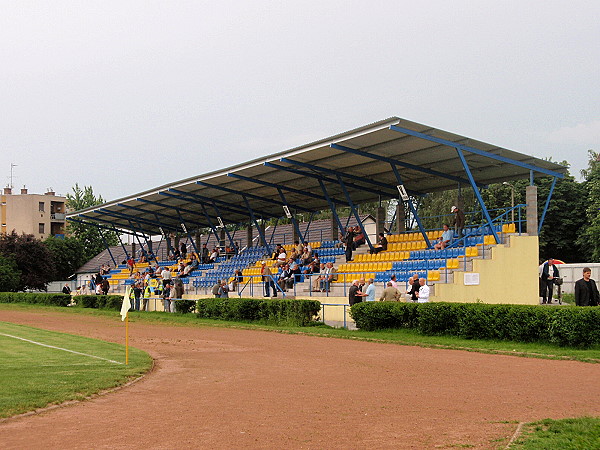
xmin=121 ymin=288 xmax=132 ymax=365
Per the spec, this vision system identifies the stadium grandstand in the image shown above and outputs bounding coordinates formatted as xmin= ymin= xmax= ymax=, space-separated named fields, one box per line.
xmin=67 ymin=117 xmax=567 ymax=312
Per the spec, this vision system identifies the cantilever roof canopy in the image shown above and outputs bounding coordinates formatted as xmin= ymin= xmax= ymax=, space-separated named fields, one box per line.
xmin=67 ymin=117 xmax=568 ymax=236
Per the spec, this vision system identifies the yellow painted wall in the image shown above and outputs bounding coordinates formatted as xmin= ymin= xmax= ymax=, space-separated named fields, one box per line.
xmin=431 ymin=235 xmax=539 ymax=305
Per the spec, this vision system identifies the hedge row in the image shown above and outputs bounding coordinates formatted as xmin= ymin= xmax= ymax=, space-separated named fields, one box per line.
xmin=0 ymin=292 xmax=71 ymax=307
xmin=74 ymin=295 xmax=125 ymax=310
xmin=350 ymin=302 xmax=600 ymax=347
xmin=196 ymin=298 xmax=321 ymax=326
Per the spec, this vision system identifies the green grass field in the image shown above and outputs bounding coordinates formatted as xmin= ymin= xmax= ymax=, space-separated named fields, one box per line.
xmin=0 ymin=321 xmax=152 ymax=418
xmin=512 ymin=417 xmax=600 ymax=449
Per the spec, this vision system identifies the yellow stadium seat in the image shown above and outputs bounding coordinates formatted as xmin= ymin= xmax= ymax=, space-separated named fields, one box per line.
xmin=429 ymin=270 xmax=440 ymax=281
xmin=508 ymin=223 xmax=516 ymax=233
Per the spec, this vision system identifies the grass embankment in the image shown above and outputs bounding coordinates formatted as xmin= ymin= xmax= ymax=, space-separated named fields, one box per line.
xmin=511 ymin=417 xmax=600 ymax=449
xmin=1 ymin=303 xmax=599 ymax=363
xmin=0 ymin=320 xmax=152 ymax=418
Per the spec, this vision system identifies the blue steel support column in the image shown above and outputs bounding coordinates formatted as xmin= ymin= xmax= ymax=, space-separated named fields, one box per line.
xmin=538 ymin=176 xmax=557 ymax=234
xmin=211 ymin=202 xmax=237 ymax=252
xmin=199 ymin=204 xmax=222 ymax=247
xmin=277 ymin=188 xmax=305 ymax=244
xmin=242 ymin=196 xmax=271 ymax=255
xmin=318 ymin=179 xmax=344 ymax=237
xmin=303 ymin=212 xmax=314 ymax=243
xmin=112 ymin=225 xmax=130 ymax=260
xmin=153 ymin=213 xmax=175 ymax=259
xmin=455 ymin=148 xmax=500 ymax=244
xmin=335 ymin=175 xmax=374 ymax=252
xmin=127 ymin=221 xmax=146 ymax=259
xmin=135 ymin=220 xmax=159 ymax=265
xmin=97 ymin=226 xmax=117 ymax=266
xmin=390 ymin=164 xmax=432 ymax=248
xmin=268 ymin=218 xmax=279 ymax=246
xmin=389 ymin=209 xmax=397 ymax=233
xmin=177 ymin=212 xmax=199 ymax=255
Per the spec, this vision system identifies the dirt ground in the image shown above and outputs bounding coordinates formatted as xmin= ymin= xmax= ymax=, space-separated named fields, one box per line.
xmin=0 ymin=310 xmax=599 ymax=449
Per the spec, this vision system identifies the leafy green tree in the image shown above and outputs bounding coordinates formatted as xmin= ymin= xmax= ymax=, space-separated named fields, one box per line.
xmin=577 ymin=150 xmax=600 ymax=262
xmin=0 ymin=231 xmax=54 ymax=291
xmin=66 ymin=184 xmax=118 ymax=261
xmin=44 ymin=236 xmax=87 ymax=280
xmin=0 ymin=254 xmax=21 ymax=292
xmin=416 ymin=162 xmax=588 ymax=263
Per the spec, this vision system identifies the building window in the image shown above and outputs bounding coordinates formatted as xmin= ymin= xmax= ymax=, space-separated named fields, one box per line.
xmin=39 ymin=223 xmax=45 ymax=234
xmin=39 ymin=202 xmax=45 ymax=212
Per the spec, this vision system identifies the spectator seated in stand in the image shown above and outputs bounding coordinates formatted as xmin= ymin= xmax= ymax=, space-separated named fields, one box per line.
xmin=311 ymin=263 xmax=327 ymax=291
xmin=353 ymin=226 xmax=365 ymax=247
xmin=303 ymin=258 xmax=320 ymax=275
xmin=189 ymin=253 xmax=199 ymax=269
xmin=319 ymin=262 xmax=337 ymax=292
xmin=209 ymin=248 xmax=219 ymax=263
xmin=301 ymin=248 xmax=312 ymax=265
xmin=277 ymin=264 xmax=292 ymax=292
xmin=271 ymin=244 xmax=283 ymax=260
xmin=290 ymin=263 xmax=302 ymax=287
xmin=434 ymin=224 xmax=453 ymax=250
xmin=370 ymin=232 xmax=388 ymax=254
xmin=275 ymin=248 xmax=287 ymax=267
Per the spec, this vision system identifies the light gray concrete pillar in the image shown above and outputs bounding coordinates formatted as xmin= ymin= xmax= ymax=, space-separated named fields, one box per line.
xmin=246 ymin=225 xmax=253 ymax=248
xmin=526 ymin=185 xmax=538 ymax=236
xmin=330 ymin=215 xmax=338 ymax=241
xmin=259 ymin=222 xmax=266 ymax=247
xmin=396 ymin=202 xmax=406 ymax=234
xmin=292 ymin=220 xmax=300 ymax=244
xmin=376 ymin=206 xmax=386 ymax=236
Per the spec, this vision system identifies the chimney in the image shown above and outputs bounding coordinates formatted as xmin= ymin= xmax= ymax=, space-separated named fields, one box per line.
xmin=21 ymin=186 xmax=28 ymax=195
xmin=45 ymin=189 xmax=55 ymax=196
xmin=3 ymin=187 xmax=11 ymax=195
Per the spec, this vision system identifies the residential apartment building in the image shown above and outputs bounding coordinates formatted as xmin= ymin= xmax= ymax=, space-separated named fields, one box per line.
xmin=0 ymin=187 xmax=66 ymax=239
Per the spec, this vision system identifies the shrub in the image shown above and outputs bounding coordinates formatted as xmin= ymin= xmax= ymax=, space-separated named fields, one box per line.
xmin=351 ymin=302 xmax=418 ymax=331
xmin=0 ymin=292 xmax=71 ymax=307
xmin=174 ymin=300 xmax=196 ymax=314
xmin=73 ymin=295 xmax=124 ymax=311
xmin=196 ymin=298 xmax=320 ymax=326
xmin=350 ymin=302 xmax=600 ymax=348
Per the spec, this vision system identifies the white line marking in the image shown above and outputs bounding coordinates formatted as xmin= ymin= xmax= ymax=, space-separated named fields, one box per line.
xmin=0 ymin=332 xmax=124 ymax=365
xmin=506 ymin=422 xmax=525 ymax=448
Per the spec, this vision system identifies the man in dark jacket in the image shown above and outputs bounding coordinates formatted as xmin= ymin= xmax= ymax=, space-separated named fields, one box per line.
xmin=541 ymin=259 xmax=559 ymax=304
xmin=451 ymin=206 xmax=465 ymax=238
xmin=575 ymin=267 xmax=600 ymax=306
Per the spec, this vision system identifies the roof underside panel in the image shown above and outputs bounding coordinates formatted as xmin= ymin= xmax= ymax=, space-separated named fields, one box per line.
xmin=68 ymin=117 xmax=567 ymax=235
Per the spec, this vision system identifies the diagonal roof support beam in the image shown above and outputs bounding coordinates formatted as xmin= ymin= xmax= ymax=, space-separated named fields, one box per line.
xmin=98 ymin=208 xmax=178 ymax=233
xmin=67 ymin=216 xmax=139 ymax=238
xmin=389 ymin=125 xmax=565 ymax=179
xmin=331 ymin=143 xmax=482 ymax=188
xmin=390 ymin=164 xmax=431 ymax=248
xmin=196 ymin=180 xmax=312 ymax=213
xmin=226 ymin=172 xmax=349 ymax=206
xmin=208 ymin=202 xmax=237 ymax=252
xmin=164 ymin=189 xmax=250 ymax=217
xmin=117 ymin=203 xmax=205 ymax=229
xmin=276 ymin=188 xmax=305 ymax=244
xmin=335 ymin=175 xmax=374 ymax=251
xmin=278 ymin=158 xmax=412 ymax=198
xmin=136 ymin=197 xmax=215 ymax=222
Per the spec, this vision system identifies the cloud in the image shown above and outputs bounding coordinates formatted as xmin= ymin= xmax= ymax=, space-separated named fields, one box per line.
xmin=545 ymin=119 xmax=600 ymax=146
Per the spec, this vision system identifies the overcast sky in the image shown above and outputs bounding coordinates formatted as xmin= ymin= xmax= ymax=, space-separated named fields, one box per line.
xmin=1 ymin=1 xmax=598 ymax=201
